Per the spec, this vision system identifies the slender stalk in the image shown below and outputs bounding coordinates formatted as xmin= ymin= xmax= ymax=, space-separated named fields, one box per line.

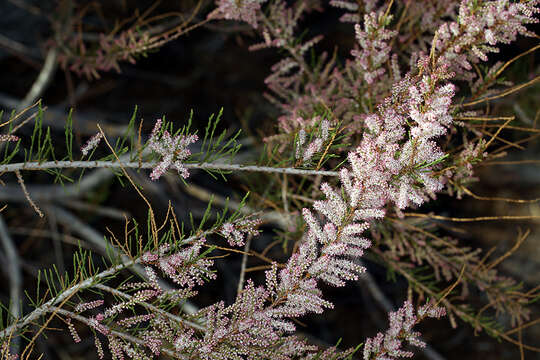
xmin=236 ymin=234 xmax=253 ymax=295
xmin=0 ymin=160 xmax=339 ymax=177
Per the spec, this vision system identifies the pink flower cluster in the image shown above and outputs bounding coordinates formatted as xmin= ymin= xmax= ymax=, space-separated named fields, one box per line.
xmin=58 ymin=28 xmax=152 ymax=79
xmin=0 ymin=134 xmax=19 ymax=143
xmin=153 ymin=239 xmax=216 ymax=288
xmin=329 ymin=0 xmax=362 ymax=23
xmin=66 ymin=318 xmax=81 ymax=343
xmin=210 ymin=0 xmax=268 ymax=28
xmin=363 ymin=301 xmax=446 ymax=360
xmin=295 ymin=118 xmax=330 ymax=164
xmin=171 ymin=279 xmax=328 ymax=359
xmin=446 ymin=139 xmax=488 ymax=198
xmin=80 ymin=132 xmax=103 ymax=156
xmin=159 ymin=3 xmax=539 ymax=357
xmin=69 ymin=237 xmax=220 ymax=357
xmin=219 ymin=218 xmax=261 ymax=246
xmin=435 ymin=0 xmax=540 ymax=79
xmin=336 ymin=57 xmax=455 ymax=210
xmin=157 ymin=131 xmax=448 ymax=355
xmin=147 ymin=118 xmax=198 ymax=181
xmin=74 ymin=299 xmax=104 ymax=313
xmin=255 ymin=65 xmax=455 ymax=337
xmin=352 ymin=12 xmax=397 ymax=85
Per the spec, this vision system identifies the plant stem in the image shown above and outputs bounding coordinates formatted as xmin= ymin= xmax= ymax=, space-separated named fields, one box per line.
xmin=0 ymin=160 xmax=339 ymax=177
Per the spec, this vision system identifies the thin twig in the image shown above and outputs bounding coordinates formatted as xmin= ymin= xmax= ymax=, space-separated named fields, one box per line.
xmin=484 ymin=118 xmax=513 ymax=149
xmin=461 ymin=75 xmax=540 ymax=107
xmin=237 ymin=234 xmax=253 ymax=295
xmin=403 ymin=212 xmax=540 ymax=222
xmin=455 ymin=183 xmax=540 ymax=203
xmin=378 ymin=249 xmax=540 ymax=352
xmin=0 ymin=153 xmax=136 ymax=202
xmin=0 ymin=160 xmax=340 ymax=176
xmin=14 ymin=169 xmax=43 ymax=217
xmin=487 ymin=229 xmax=530 ymax=270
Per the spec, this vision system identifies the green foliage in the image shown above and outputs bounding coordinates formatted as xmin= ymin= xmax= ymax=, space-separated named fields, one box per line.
xmin=191 ymin=108 xmax=243 ymax=179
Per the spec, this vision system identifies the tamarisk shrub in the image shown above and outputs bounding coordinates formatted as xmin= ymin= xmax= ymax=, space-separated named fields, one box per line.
xmin=0 ymin=0 xmax=539 ymax=359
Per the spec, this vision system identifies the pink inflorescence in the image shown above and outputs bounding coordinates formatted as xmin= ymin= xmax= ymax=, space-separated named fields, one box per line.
xmin=219 ymin=218 xmax=261 ymax=246
xmin=81 ymin=132 xmax=104 ymax=156
xmin=352 ymin=11 xmax=397 ymax=85
xmin=74 ymin=299 xmax=104 ymax=313
xmin=66 ymin=318 xmax=81 ymax=343
xmin=0 ymin=134 xmax=19 ymax=143
xmin=295 ymin=118 xmax=331 ymax=164
xmin=157 ymin=238 xmax=216 ymax=288
xmin=363 ymin=301 xmax=446 ymax=360
xmin=148 ymin=118 xmax=198 ymax=181
xmin=211 ymin=0 xmax=268 ymax=28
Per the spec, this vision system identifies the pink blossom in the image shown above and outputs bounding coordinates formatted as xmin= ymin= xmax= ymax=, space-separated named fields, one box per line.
xmin=0 ymin=134 xmax=19 ymax=143
xmin=74 ymin=299 xmax=104 ymax=313
xmin=363 ymin=301 xmax=446 ymax=360
xmin=148 ymin=118 xmax=198 ymax=180
xmin=81 ymin=132 xmax=103 ymax=156
xmin=210 ymin=0 xmax=268 ymax=28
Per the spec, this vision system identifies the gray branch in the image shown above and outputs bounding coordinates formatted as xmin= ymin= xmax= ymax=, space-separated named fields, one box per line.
xmin=0 ymin=160 xmax=339 ymax=177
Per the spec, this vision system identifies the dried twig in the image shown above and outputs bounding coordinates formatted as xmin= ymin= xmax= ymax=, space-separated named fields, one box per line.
xmin=14 ymin=169 xmax=43 ymax=217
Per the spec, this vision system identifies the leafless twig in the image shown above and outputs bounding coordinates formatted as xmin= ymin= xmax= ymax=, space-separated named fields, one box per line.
xmin=237 ymin=234 xmax=253 ymax=295
xmin=0 ymin=160 xmax=340 ymax=177
xmin=14 ymin=169 xmax=43 ymax=217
